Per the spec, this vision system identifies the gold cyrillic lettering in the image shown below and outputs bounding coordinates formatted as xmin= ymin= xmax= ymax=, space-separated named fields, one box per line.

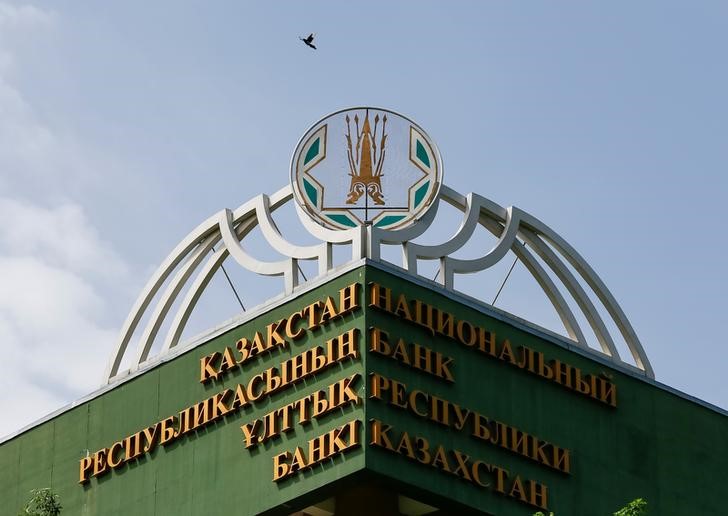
xmin=336 ymin=328 xmax=359 ymax=361
xmin=249 ymin=332 xmax=266 ymax=356
xmin=261 ymin=411 xmax=280 ymax=443
xmin=332 ymin=374 xmax=360 ymax=408
xmin=493 ymin=421 xmax=507 ymax=447
xmin=199 ymin=352 xmax=220 ymax=383
xmin=319 ymin=296 xmax=339 ymax=324
xmin=473 ymin=413 xmax=492 ymax=441
xmin=472 ymin=460 xmax=491 ymax=487
xmin=436 ymin=310 xmax=455 ymax=338
xmin=294 ymin=396 xmax=312 ymax=425
xmin=175 ymin=407 xmax=193 ymax=437
xmin=537 ymin=352 xmax=554 ymax=380
xmin=272 ymin=451 xmax=291 ymax=481
xmin=409 ymin=390 xmax=429 ymax=418
xmin=278 ymin=403 xmax=294 ymax=433
xmin=369 ymin=419 xmax=394 ymax=450
xmin=413 ymin=299 xmax=436 ymax=336
xmin=597 ymin=376 xmax=618 ymax=407
xmin=509 ymin=428 xmax=529 ymax=457
xmin=396 ymin=431 xmax=416 ymax=459
xmin=394 ymin=293 xmax=413 ymax=321
xmin=241 ymin=419 xmax=260 ymax=448
xmin=498 ymin=339 xmax=517 ymax=365
xmin=509 ymin=475 xmax=528 ymax=504
xmin=451 ymin=450 xmax=472 ymax=481
xmin=412 ymin=343 xmax=432 ymax=374
xmin=311 ymin=390 xmax=329 ymax=417
xmin=516 ymin=346 xmax=534 ymax=370
xmin=220 ymin=347 xmax=237 ymax=375
xmin=415 ymin=436 xmax=431 ymax=464
xmin=124 ymin=432 xmax=143 ymax=461
xmin=79 ymin=456 xmax=93 ymax=484
xmin=452 ymin=403 xmax=470 ymax=431
xmin=263 ymin=364 xmax=282 ymax=395
xmin=430 ymin=395 xmax=450 ymax=426
xmin=329 ymin=423 xmax=350 ymax=454
xmin=289 ymin=447 xmax=307 ymax=475
xmin=431 ymin=446 xmax=451 ymax=473
xmin=193 ymin=398 xmax=211 ymax=429
xmin=285 ymin=311 xmax=305 ymax=340
xmin=456 ymin=319 xmax=476 ymax=346
xmin=575 ymin=368 xmax=591 ymax=395
xmin=235 ymin=337 xmax=251 ymax=364
xmin=107 ymin=441 xmax=125 ymax=469
xmin=478 ymin=328 xmax=497 ymax=356
xmin=92 ymin=448 xmax=108 ymax=477
xmin=553 ymin=360 xmax=573 ymax=389
xmin=529 ymin=480 xmax=549 ymax=510
xmin=302 ymin=301 xmax=321 ymax=330
xmin=339 ymin=282 xmax=361 ymax=314
xmin=308 ymin=433 xmax=327 ymax=464
xmin=247 ymin=373 xmax=266 ymax=402
xmin=369 ymin=282 xmax=392 ymax=312
xmin=492 ymin=465 xmax=509 ymax=494
xmin=266 ymin=319 xmax=287 ymax=350
xmin=230 ymin=383 xmax=250 ymax=411
xmin=310 ymin=346 xmax=327 ymax=373
xmin=553 ymin=447 xmax=571 ymax=474
xmin=159 ymin=416 xmax=176 ymax=445
xmin=389 ymin=379 xmax=407 ymax=409
xmin=391 ymin=339 xmax=410 ymax=365
xmin=435 ymin=353 xmax=455 ymax=382
xmin=142 ymin=423 xmax=160 ymax=452
xmin=211 ymin=389 xmax=232 ymax=420
xmin=369 ymin=327 xmax=391 ymax=355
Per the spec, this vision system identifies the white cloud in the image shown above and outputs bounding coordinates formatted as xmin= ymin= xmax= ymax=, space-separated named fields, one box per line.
xmin=0 ymin=3 xmax=53 ymax=81
xmin=0 ymin=2 xmax=100 ymax=198
xmin=0 ymin=204 xmax=128 ymax=438
xmin=0 ymin=199 xmax=128 ymax=279
xmin=0 ymin=313 xmax=72 ymax=437
xmin=0 ymin=3 xmax=53 ymax=29
xmin=0 ymin=4 xmax=132 ymax=438
xmin=0 ymin=73 xmax=90 ymax=195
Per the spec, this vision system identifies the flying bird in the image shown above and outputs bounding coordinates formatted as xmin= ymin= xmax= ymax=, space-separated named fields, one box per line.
xmin=300 ymin=33 xmax=316 ymax=50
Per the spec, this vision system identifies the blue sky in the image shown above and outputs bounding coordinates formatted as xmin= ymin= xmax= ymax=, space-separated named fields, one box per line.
xmin=1 ymin=1 xmax=726 ymax=436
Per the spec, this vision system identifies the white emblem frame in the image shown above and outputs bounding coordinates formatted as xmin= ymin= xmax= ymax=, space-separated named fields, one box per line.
xmin=290 ymin=107 xmax=443 ymax=231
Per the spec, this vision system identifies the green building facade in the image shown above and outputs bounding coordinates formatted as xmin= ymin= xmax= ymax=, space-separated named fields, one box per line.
xmin=2 ymin=263 xmax=726 ymax=516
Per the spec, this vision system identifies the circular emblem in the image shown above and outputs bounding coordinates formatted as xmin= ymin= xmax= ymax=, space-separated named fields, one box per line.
xmin=291 ymin=107 xmax=443 ymax=231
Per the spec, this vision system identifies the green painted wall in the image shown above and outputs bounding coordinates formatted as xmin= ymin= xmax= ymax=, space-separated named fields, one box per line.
xmin=364 ymin=266 xmax=728 ymax=516
xmin=0 ymin=268 xmax=367 ymax=516
xmin=1 ymin=264 xmax=726 ymax=516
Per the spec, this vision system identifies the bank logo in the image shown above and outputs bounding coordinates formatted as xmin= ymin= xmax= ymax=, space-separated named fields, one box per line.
xmin=291 ymin=107 xmax=442 ymax=230
xmin=345 ymin=110 xmax=386 ymax=206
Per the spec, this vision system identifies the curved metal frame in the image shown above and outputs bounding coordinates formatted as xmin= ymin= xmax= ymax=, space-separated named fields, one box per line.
xmin=105 ymin=184 xmax=653 ymax=383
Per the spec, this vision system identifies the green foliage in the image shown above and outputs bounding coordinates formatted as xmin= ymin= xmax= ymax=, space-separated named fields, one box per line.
xmin=532 ymin=498 xmax=647 ymax=516
xmin=18 ymin=488 xmax=62 ymax=516
xmin=614 ymin=498 xmax=648 ymax=516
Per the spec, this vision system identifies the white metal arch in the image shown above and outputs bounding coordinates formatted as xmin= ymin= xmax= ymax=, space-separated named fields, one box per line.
xmin=105 ymin=184 xmax=653 ymax=383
